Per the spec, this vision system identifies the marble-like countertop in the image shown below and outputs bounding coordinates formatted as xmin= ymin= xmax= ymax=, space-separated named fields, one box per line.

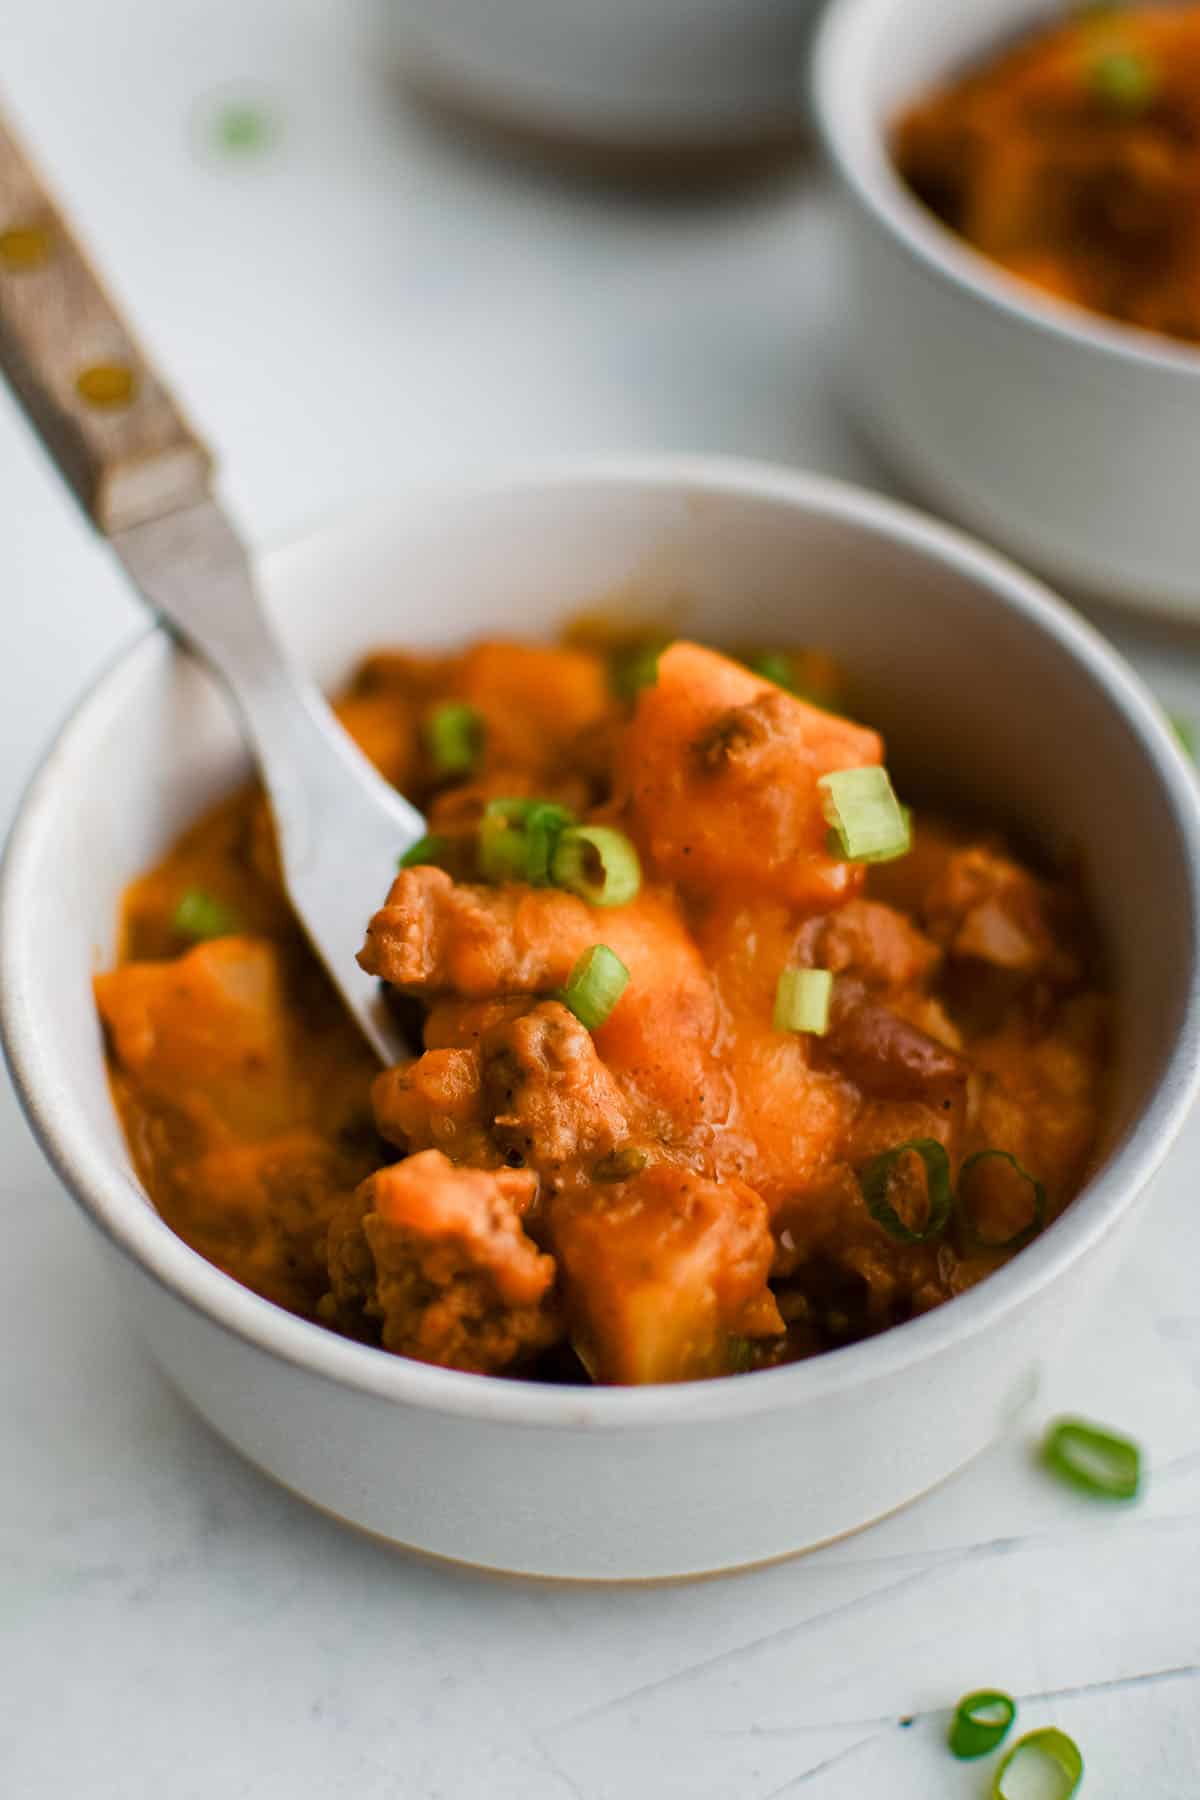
xmin=4 ymin=2 xmax=1199 ymax=1792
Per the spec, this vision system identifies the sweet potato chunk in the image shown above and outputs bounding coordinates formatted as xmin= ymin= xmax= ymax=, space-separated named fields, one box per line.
xmin=622 ymin=642 xmax=882 ymax=907
xmin=95 ymin=938 xmax=298 ymax=1140
xmin=552 ymin=1165 xmax=783 ymax=1384
xmin=455 ymin=641 xmax=610 ymax=774
xmin=325 ymin=1150 xmax=559 ymax=1373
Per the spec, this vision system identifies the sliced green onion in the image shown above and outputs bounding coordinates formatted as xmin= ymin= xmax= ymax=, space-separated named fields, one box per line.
xmin=563 ymin=944 xmax=629 ymax=1031
xmin=525 ymin=802 xmax=578 ymax=885
xmin=1091 ymin=48 xmax=1157 ymax=111
xmin=1042 ymin=1417 xmax=1141 ymax=1501
xmin=949 ymin=1690 xmax=1017 ymax=1760
xmin=993 ymin=1729 xmax=1084 ymax=1800
xmin=480 ymin=797 xmax=574 ymax=885
xmin=173 ymin=889 xmax=239 ymax=941
xmin=820 ymin=767 xmax=912 ymax=864
xmin=611 ymin=641 xmax=665 ymax=701
xmin=479 ymin=820 xmax=532 ymax=883
xmin=1169 ymin=713 xmax=1196 ymax=762
xmin=211 ymin=98 xmax=279 ymax=158
xmin=398 ymin=832 xmax=449 ymax=870
xmin=424 ymin=702 xmax=483 ymax=777
xmin=773 ymin=968 xmax=833 ymax=1036
xmin=552 ymin=826 xmax=642 ymax=908
xmin=958 ymin=1150 xmax=1047 ymax=1251
xmin=860 ymin=1139 xmax=954 ymax=1242
xmin=749 ymin=650 xmax=797 ymax=689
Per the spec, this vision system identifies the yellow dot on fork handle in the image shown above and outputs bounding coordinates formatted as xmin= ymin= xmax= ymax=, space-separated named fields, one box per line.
xmin=0 ymin=224 xmax=52 ymax=270
xmin=76 ymin=362 xmax=137 ymax=409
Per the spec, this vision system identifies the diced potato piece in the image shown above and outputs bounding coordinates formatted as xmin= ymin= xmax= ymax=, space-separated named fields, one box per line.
xmin=622 ymin=641 xmax=883 ymax=907
xmin=95 ymin=938 xmax=297 ymax=1139
xmin=552 ymin=1164 xmax=783 ymax=1384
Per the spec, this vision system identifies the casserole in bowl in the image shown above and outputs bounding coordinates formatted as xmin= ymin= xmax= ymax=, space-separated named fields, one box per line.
xmin=4 ymin=457 xmax=1199 ymax=1578
xmin=813 ymin=0 xmax=1200 ymax=617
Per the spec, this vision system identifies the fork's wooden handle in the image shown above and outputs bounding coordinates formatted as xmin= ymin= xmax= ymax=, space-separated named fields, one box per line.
xmin=0 ymin=115 xmax=211 ymax=534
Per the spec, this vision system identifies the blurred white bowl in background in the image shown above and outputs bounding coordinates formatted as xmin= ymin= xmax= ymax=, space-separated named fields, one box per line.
xmin=813 ymin=0 xmax=1200 ymax=618
xmin=382 ymin=0 xmax=825 ymax=165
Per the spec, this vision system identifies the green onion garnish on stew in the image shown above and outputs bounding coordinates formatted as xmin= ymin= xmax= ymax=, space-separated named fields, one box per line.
xmin=398 ymin=832 xmax=450 ymax=870
xmin=563 ymin=944 xmax=629 ymax=1031
xmin=173 ymin=890 xmax=239 ymax=941
xmin=611 ymin=642 xmax=665 ymax=701
xmin=478 ymin=819 xmax=530 ymax=884
xmin=480 ymin=797 xmax=574 ymax=885
xmin=425 ymin=702 xmax=483 ymax=777
xmin=773 ymin=968 xmax=833 ymax=1036
xmin=992 ymin=1728 xmax=1084 ymax=1799
xmin=860 ymin=1139 xmax=954 ymax=1242
xmin=749 ymin=650 xmax=798 ymax=690
xmin=522 ymin=802 xmax=575 ymax=885
xmin=1042 ymin=1417 xmax=1141 ymax=1500
xmin=1090 ymin=48 xmax=1157 ymax=111
xmin=819 ymin=767 xmax=912 ymax=864
xmin=949 ymin=1690 xmax=1017 ymax=1760
xmin=958 ymin=1150 xmax=1047 ymax=1251
xmin=552 ymin=826 xmax=642 ymax=908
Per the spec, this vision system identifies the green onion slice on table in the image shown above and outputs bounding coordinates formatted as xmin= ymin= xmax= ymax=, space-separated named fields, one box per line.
xmin=424 ymin=702 xmax=484 ymax=777
xmin=1090 ymin=47 xmax=1158 ymax=112
xmin=993 ymin=1728 xmax=1084 ymax=1799
xmin=1042 ymin=1417 xmax=1142 ymax=1500
xmin=551 ymin=826 xmax=642 ymax=908
xmin=859 ymin=1139 xmax=954 ymax=1242
xmin=773 ymin=969 xmax=833 ymax=1036
xmin=819 ymin=767 xmax=912 ymax=864
xmin=958 ymin=1150 xmax=1047 ymax=1251
xmin=173 ymin=889 xmax=240 ymax=941
xmin=563 ymin=945 xmax=629 ymax=1031
xmin=948 ymin=1689 xmax=1017 ymax=1759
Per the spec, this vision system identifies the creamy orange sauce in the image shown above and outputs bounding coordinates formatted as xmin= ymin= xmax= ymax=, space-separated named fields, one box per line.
xmin=96 ymin=635 xmax=1109 ymax=1385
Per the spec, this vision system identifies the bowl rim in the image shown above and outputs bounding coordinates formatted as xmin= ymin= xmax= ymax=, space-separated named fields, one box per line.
xmin=811 ymin=0 xmax=1200 ymax=381
xmin=5 ymin=452 xmax=1200 ymax=1432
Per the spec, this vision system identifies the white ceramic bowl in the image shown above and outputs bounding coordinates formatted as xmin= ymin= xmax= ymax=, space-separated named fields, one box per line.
xmin=381 ymin=0 xmax=823 ymax=155
xmin=4 ymin=457 xmax=1200 ymax=1580
xmin=813 ymin=0 xmax=1200 ymax=618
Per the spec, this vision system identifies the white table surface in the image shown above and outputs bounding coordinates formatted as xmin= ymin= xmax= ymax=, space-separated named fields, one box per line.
xmin=4 ymin=3 xmax=1200 ymax=1794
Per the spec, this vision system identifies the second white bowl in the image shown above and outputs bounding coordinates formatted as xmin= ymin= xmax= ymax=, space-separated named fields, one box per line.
xmin=382 ymin=0 xmax=823 ymax=156
xmin=813 ymin=0 xmax=1200 ymax=618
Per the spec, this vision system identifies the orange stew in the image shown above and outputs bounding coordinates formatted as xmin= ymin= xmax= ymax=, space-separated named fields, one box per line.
xmin=894 ymin=5 xmax=1200 ymax=345
xmin=96 ymin=634 xmax=1109 ymax=1386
